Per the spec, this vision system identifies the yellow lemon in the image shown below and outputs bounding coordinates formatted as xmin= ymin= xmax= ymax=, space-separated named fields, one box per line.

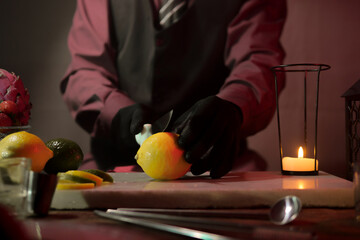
xmin=0 ymin=131 xmax=53 ymax=172
xmin=135 ymin=132 xmax=191 ymax=180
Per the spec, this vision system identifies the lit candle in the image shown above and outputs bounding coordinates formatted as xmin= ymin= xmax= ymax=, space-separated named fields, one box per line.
xmin=282 ymin=146 xmax=318 ymax=172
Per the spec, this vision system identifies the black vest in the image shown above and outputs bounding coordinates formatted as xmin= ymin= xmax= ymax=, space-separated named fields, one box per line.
xmin=92 ymin=0 xmax=246 ymax=170
xmin=109 ymin=0 xmax=245 ymax=114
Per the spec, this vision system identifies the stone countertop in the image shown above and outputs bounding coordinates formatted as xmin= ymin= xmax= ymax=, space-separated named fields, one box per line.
xmin=51 ymin=171 xmax=354 ymax=210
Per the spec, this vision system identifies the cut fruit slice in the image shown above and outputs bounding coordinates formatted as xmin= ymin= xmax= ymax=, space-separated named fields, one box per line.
xmin=65 ymin=170 xmax=103 ymax=186
xmin=56 ymin=183 xmax=95 ymax=190
xmin=82 ymin=169 xmax=114 ymax=183
xmin=58 ymin=179 xmax=75 ymax=184
xmin=58 ymin=173 xmax=96 ymax=185
xmin=102 ymin=181 xmax=113 ymax=185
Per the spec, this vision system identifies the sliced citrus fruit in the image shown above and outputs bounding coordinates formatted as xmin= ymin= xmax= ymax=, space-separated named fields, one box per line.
xmin=56 ymin=183 xmax=95 ymax=190
xmin=65 ymin=170 xmax=103 ymax=186
xmin=58 ymin=172 xmax=96 ymax=185
xmin=58 ymin=179 xmax=74 ymax=183
xmin=102 ymin=181 xmax=113 ymax=185
xmin=82 ymin=169 xmax=114 ymax=183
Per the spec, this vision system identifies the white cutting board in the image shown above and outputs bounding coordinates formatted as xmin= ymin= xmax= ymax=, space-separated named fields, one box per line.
xmin=50 ymin=171 xmax=354 ymax=210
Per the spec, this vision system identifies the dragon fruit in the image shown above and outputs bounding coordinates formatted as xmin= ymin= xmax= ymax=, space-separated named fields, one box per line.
xmin=0 ymin=69 xmax=32 ymax=126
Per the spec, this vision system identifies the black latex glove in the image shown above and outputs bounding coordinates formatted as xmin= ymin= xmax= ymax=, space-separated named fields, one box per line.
xmin=112 ymin=103 xmax=167 ymax=144
xmin=129 ymin=104 xmax=164 ymax=135
xmin=130 ymin=105 xmax=173 ymax=135
xmin=108 ymin=104 xmax=168 ymax=167
xmin=173 ymin=96 xmax=243 ymax=179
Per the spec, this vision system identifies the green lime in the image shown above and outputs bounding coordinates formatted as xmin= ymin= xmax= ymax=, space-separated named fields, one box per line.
xmin=82 ymin=169 xmax=114 ymax=183
xmin=44 ymin=138 xmax=83 ymax=174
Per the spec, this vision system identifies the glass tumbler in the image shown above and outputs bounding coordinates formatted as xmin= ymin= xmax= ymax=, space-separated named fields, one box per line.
xmin=0 ymin=157 xmax=31 ymax=218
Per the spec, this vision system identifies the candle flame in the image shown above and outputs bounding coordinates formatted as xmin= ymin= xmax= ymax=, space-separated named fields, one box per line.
xmin=298 ymin=146 xmax=304 ymax=158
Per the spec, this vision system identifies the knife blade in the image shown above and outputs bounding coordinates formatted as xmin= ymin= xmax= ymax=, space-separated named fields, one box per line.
xmin=135 ymin=110 xmax=173 ymax=145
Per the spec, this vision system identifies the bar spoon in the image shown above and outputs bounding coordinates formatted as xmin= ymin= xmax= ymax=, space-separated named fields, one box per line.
xmin=269 ymin=195 xmax=302 ymax=225
xmin=95 ymin=196 xmax=308 ymax=240
xmin=107 ymin=195 xmax=302 ymax=226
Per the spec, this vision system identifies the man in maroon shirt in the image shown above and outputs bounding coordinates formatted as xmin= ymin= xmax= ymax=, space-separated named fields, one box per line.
xmin=61 ymin=0 xmax=286 ymax=178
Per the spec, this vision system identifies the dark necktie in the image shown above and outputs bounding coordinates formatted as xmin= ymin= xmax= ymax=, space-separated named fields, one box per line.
xmin=159 ymin=0 xmax=187 ymax=27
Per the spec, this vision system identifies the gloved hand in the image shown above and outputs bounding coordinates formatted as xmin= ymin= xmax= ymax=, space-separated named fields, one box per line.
xmin=173 ymin=96 xmax=243 ymax=179
xmin=111 ymin=104 xmax=167 ymax=144
xmin=106 ymin=104 xmax=165 ymax=168
xmin=129 ymin=104 xmax=164 ymax=135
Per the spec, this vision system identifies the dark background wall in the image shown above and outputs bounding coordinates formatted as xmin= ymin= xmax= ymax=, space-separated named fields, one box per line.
xmin=0 ymin=1 xmax=86 ymax=150
xmin=1 ymin=1 xmax=359 ymax=178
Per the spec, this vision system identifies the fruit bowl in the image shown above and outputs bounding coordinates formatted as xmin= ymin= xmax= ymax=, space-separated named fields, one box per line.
xmin=0 ymin=125 xmax=31 ymax=140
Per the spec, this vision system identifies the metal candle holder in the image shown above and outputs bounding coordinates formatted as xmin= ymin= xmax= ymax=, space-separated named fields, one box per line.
xmin=272 ymin=63 xmax=331 ymax=175
xmin=342 ymin=79 xmax=360 ymax=181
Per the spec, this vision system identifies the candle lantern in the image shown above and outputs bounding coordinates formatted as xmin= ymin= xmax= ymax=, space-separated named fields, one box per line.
xmin=342 ymin=79 xmax=360 ymax=181
xmin=271 ymin=63 xmax=331 ymax=175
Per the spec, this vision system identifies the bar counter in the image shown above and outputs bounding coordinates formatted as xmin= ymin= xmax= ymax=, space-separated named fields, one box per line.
xmin=29 ymin=171 xmax=360 ymax=239
xmin=4 ymin=170 xmax=359 ymax=240
xmin=23 ymin=207 xmax=360 ymax=239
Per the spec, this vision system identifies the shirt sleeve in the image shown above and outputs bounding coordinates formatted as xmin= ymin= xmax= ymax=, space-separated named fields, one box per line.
xmin=217 ymin=0 xmax=287 ymax=138
xmin=60 ymin=0 xmax=135 ymax=138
